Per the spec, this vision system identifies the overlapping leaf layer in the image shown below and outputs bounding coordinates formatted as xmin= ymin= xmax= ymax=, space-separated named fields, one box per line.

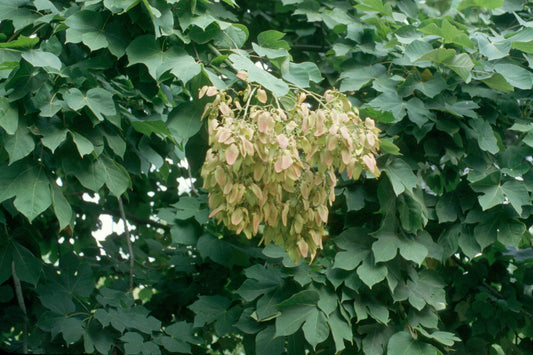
xmin=0 ymin=0 xmax=532 ymax=354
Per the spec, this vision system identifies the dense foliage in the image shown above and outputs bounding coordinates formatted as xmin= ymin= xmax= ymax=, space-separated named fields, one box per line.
xmin=0 ymin=0 xmax=532 ymax=354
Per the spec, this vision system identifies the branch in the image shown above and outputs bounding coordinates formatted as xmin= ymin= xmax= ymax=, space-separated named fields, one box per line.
xmin=185 ymin=158 xmax=200 ymax=197
xmin=12 ymin=262 xmax=28 ymax=354
xmin=451 ymin=255 xmax=533 ymax=320
xmin=117 ymin=197 xmax=134 ymax=292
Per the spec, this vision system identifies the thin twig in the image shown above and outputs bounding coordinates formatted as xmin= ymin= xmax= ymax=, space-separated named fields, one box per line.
xmin=12 ymin=261 xmax=28 ymax=354
xmin=117 ymin=196 xmax=134 ymax=292
xmin=185 ymin=158 xmax=200 ymax=197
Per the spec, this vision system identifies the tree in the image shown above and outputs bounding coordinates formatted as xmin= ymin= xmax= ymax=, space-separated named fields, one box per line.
xmin=0 ymin=0 xmax=532 ymax=354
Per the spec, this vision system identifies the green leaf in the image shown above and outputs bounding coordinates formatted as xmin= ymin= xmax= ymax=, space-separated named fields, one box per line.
xmin=275 ymin=290 xmax=319 ymax=337
xmin=22 ymin=50 xmax=61 ymax=71
xmin=120 ymin=331 xmax=143 ymax=353
xmin=357 ymin=255 xmax=387 ymax=288
xmin=501 ymin=180 xmax=529 ymax=215
xmin=0 ymin=1 xmax=39 ymax=31
xmin=384 ymin=158 xmax=418 ymax=195
xmin=328 ymin=310 xmax=353 ymax=353
xmin=442 ymin=53 xmax=474 ymax=81
xmin=344 ymin=186 xmax=366 ymax=211
xmin=50 ymin=184 xmax=72 ymax=230
xmin=59 ymin=317 xmax=84 ymax=344
xmin=405 ymin=97 xmax=433 ymax=128
xmin=157 ymin=335 xmax=191 ymax=353
xmin=398 ymin=237 xmax=428 ymax=266
xmin=339 ymin=64 xmax=386 ymax=92
xmin=37 ymin=284 xmax=75 ymax=315
xmin=256 ymin=325 xmax=284 ymax=355
xmin=417 ymin=48 xmax=455 ymax=64
xmin=435 ymin=194 xmax=458 ymax=223
xmin=493 ymin=63 xmax=533 ymax=90
xmin=144 ymin=0 xmax=174 ymax=38
xmin=252 ymin=43 xmax=289 ymax=61
xmin=39 ymin=123 xmax=68 ymax=153
xmin=316 ymin=286 xmax=338 ymax=316
xmin=65 ymin=11 xmax=109 ymax=51
xmin=496 ymin=219 xmax=526 ymax=247
xmin=368 ymin=92 xmax=406 ymax=122
xmin=366 ymin=301 xmax=390 ymax=325
xmin=229 ymin=54 xmax=289 ymax=97
xmin=372 ymin=233 xmax=399 ymax=263
xmin=481 ymin=73 xmax=514 ymax=93
xmin=360 ymin=324 xmax=392 ymax=355
xmin=458 ymin=0 xmax=503 ymax=10
xmin=103 ymin=0 xmax=141 ymax=13
xmin=0 ymin=162 xmax=52 ymax=222
xmin=0 ymin=35 xmax=39 ymax=49
xmin=444 ymin=100 xmax=478 ymax=118
xmin=404 ymin=40 xmax=433 ymax=62
xmin=69 ymin=131 xmax=94 ymax=157
xmin=189 ymin=295 xmax=231 ymax=328
xmin=387 ymin=331 xmax=440 ymax=355
xmin=282 ymin=62 xmax=323 ymax=88
xmin=477 ymin=184 xmax=505 ymax=211
xmin=333 ymin=227 xmax=372 ymax=270
xmin=257 ymin=30 xmax=291 ymax=50
xmin=406 ymin=272 xmax=446 ymax=311
xmin=4 ymin=123 xmax=35 ymax=164
xmin=165 ymin=321 xmax=200 ymax=347
xmin=130 ymin=119 xmax=172 ymax=137
xmin=101 ymin=156 xmax=131 ymax=197
xmin=12 ymin=241 xmax=42 ymax=286
xmin=0 ymin=97 xmax=19 ymax=135
xmin=96 ymin=307 xmax=161 ymax=334
xmin=172 ymin=196 xmax=202 ymax=220
xmin=398 ymin=193 xmax=426 ymax=232
xmin=63 ymin=158 xmax=106 ymax=192
xmin=471 ymin=174 xmax=528 ymax=215
xmin=372 ymin=232 xmax=428 ymax=265
xmin=170 ymin=224 xmax=198 ymax=245
xmin=419 ymin=19 xmax=474 ymax=48
xmin=458 ymin=231 xmax=481 ymax=259
xmin=416 ymin=328 xmax=460 ymax=347
xmin=167 ymin=102 xmax=203 ymax=143
xmin=197 ymin=233 xmax=248 ymax=267
xmin=102 ymin=130 xmax=126 ymax=158
xmin=126 ymin=35 xmax=201 ymax=82
xmin=355 ymin=0 xmax=393 ymax=16
xmin=237 ymin=265 xmax=283 ymax=301
xmin=511 ymin=40 xmax=533 ymax=54
xmin=473 ymin=33 xmax=510 ymax=61
xmin=83 ymin=325 xmax=114 ymax=355
xmin=302 ymin=308 xmax=330 ymax=350
xmin=215 ymin=24 xmax=249 ymax=49
xmin=64 ymin=88 xmax=116 ymax=121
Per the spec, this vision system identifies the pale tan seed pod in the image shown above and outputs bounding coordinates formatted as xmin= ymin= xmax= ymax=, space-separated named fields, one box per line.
xmin=236 ymin=70 xmax=248 ymax=81
xmin=201 ymin=85 xmax=380 ymax=261
xmin=256 ymin=88 xmax=267 ymax=104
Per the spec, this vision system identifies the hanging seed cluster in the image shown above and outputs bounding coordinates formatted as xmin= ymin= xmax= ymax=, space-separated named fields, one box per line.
xmin=199 ymin=82 xmax=380 ymax=261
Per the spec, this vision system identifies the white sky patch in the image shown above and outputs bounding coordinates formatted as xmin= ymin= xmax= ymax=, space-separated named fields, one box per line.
xmin=177 ymin=158 xmax=195 ymax=195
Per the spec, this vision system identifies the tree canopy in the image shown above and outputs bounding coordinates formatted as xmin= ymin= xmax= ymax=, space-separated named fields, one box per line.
xmin=0 ymin=0 xmax=533 ymax=354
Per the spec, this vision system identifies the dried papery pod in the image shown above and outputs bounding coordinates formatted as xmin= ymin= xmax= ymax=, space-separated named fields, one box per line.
xmin=200 ymin=84 xmax=381 ymax=262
